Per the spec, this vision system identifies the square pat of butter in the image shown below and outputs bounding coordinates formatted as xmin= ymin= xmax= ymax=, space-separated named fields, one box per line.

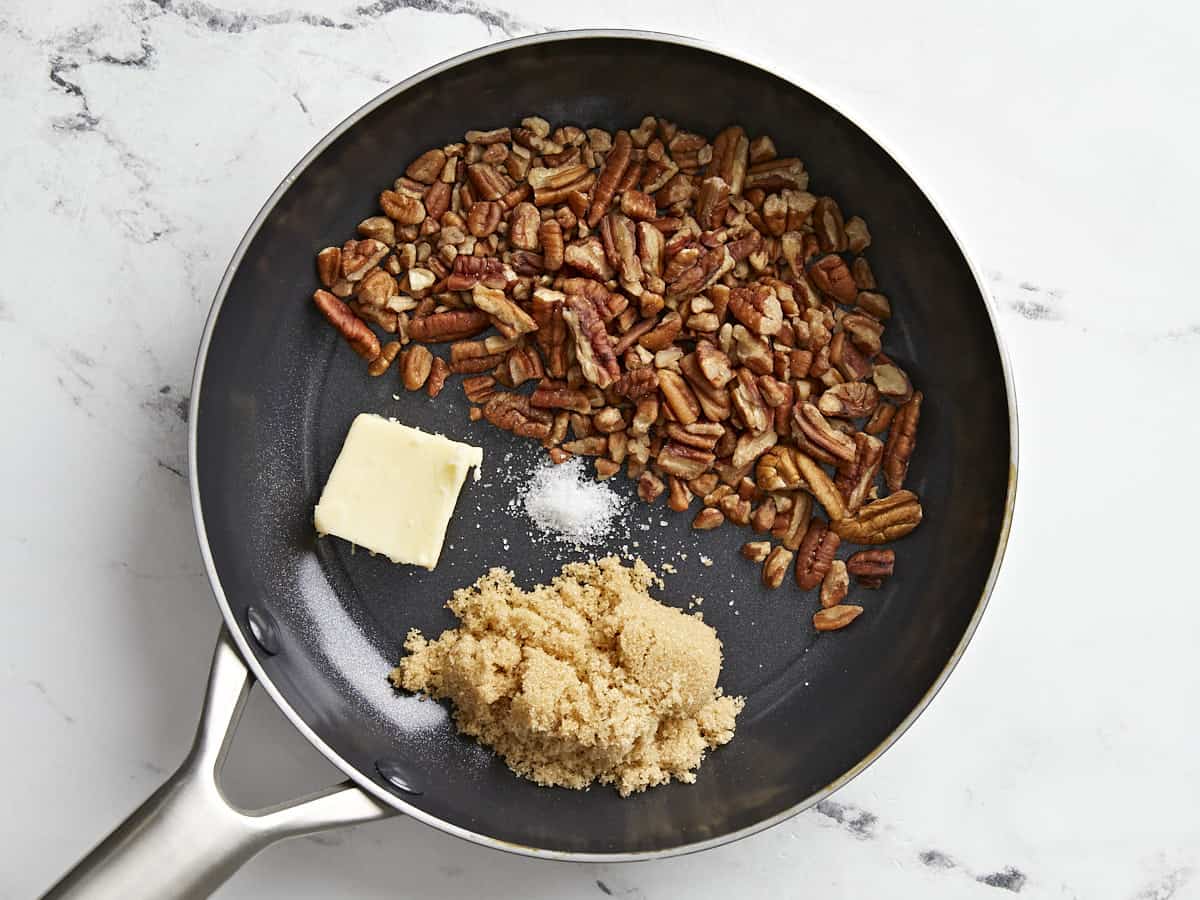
xmin=314 ymin=414 xmax=482 ymax=569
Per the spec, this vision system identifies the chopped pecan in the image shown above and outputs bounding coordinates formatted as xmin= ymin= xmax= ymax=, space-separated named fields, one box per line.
xmin=426 ymin=356 xmax=449 ymax=397
xmin=446 ymin=255 xmax=516 ymax=291
xmin=467 ymin=163 xmax=507 ymax=201
xmin=820 ymin=560 xmax=850 ymax=608
xmin=692 ymin=507 xmax=724 ymax=530
xmin=602 ymin=212 xmax=644 ymax=293
xmin=564 ymin=236 xmax=615 ymax=281
xmin=462 ymin=375 xmax=496 ymax=403
xmin=587 ymin=130 xmax=632 ymax=226
xmin=695 ymin=340 xmax=735 ymax=387
xmin=638 ymin=311 xmax=683 ymax=352
xmin=749 ymin=135 xmax=776 ymax=165
xmin=562 ymin=293 xmax=619 ymax=388
xmin=678 ymin=352 xmax=733 ymax=421
xmin=744 ymin=158 xmax=807 ymax=192
xmin=313 ymin=290 xmax=380 ymax=360
xmin=852 ymin=257 xmax=878 ymax=291
xmin=696 ymin=177 xmax=731 ymax=230
xmin=667 ymin=476 xmax=693 ymax=512
xmin=856 ymin=290 xmax=891 ymax=320
xmin=530 ymin=381 xmax=590 ymax=414
xmin=829 ymin=333 xmax=873 ymax=384
xmin=883 ymin=390 xmax=922 ymax=492
xmin=819 ymin=382 xmax=880 ymax=418
xmin=762 ymin=545 xmax=793 ymax=588
xmin=483 ymin=393 xmax=553 ymax=439
xmin=732 ymin=428 xmax=777 ymax=470
xmin=756 ymin=445 xmax=805 ymax=491
xmin=864 ymin=403 xmax=895 ymax=435
xmin=794 ymin=402 xmax=856 ymax=463
xmin=711 ymin=126 xmax=749 ymax=195
xmin=731 ymin=369 xmax=771 ymax=433
xmin=316 ymin=247 xmax=341 ymax=287
xmin=728 ymin=283 xmax=783 ymax=336
xmin=401 ymin=345 xmax=433 ymax=390
xmin=464 ymin=127 xmax=511 ymax=145
xmin=835 ymin=432 xmax=884 ymax=513
xmin=367 ymin=340 xmax=402 ymax=377
xmin=379 ymin=191 xmax=426 ymax=226
xmin=873 ymin=363 xmax=913 ymax=402
xmin=658 ymin=369 xmax=702 ymax=426
xmin=812 ymin=197 xmax=847 ymax=253
xmin=771 ymin=492 xmax=812 ymax=550
xmin=340 ymin=239 xmax=389 ymax=281
xmin=620 ymin=189 xmax=657 ymax=221
xmin=357 ymin=215 xmax=396 ymax=245
xmin=813 ymin=605 xmax=863 ymax=632
xmin=638 ymin=471 xmax=665 ymax=503
xmin=527 ymin=163 xmax=590 ymax=191
xmin=539 ymin=220 xmax=564 ymax=271
xmin=594 ymin=458 xmax=620 ymax=480
xmin=834 ymin=490 xmax=922 ymax=544
xmin=792 ymin=451 xmax=848 ymax=522
xmin=503 ymin=344 xmax=544 ymax=386
xmin=742 ymin=541 xmax=771 ymax=562
xmin=844 ymin=216 xmax=871 ymax=254
xmin=751 ymin=497 xmax=777 ymax=533
xmin=407 ymin=309 xmax=490 ymax=343
xmin=357 ymin=268 xmax=397 ymax=308
xmin=562 ymin=436 xmax=608 ymax=456
xmin=610 ymin=367 xmax=658 ymax=401
xmin=795 ymin=518 xmax=840 ymax=590
xmin=807 ymin=255 xmax=857 ymax=304
xmin=406 ymin=148 xmax=446 ymax=184
xmin=471 ymin=284 xmax=537 ymax=338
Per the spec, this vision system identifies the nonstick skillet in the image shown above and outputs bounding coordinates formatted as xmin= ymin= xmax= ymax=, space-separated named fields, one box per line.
xmin=45 ymin=29 xmax=1017 ymax=899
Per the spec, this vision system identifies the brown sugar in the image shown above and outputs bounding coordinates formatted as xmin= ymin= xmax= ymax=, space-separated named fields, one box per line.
xmin=390 ymin=556 xmax=743 ymax=796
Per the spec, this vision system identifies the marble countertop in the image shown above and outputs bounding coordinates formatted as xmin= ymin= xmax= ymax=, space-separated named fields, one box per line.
xmin=3 ymin=1 xmax=1198 ymax=897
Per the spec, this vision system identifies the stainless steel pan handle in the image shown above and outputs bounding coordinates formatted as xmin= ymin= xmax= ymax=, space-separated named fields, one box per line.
xmin=43 ymin=628 xmax=394 ymax=899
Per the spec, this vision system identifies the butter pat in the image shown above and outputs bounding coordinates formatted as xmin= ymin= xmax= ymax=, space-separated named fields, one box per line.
xmin=314 ymin=414 xmax=482 ymax=569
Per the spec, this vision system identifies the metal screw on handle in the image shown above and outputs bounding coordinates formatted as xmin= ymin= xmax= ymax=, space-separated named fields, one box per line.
xmin=42 ymin=628 xmax=394 ymax=900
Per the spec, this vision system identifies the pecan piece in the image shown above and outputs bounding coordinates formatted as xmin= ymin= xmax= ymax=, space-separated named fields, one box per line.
xmin=340 ymin=239 xmax=389 ymax=281
xmin=756 ymin=445 xmax=806 ymax=492
xmin=883 ymin=390 xmax=922 ymax=492
xmin=612 ymin=367 xmax=659 ymax=401
xmin=762 ymin=545 xmax=793 ymax=589
xmin=731 ymin=428 xmax=777 ymax=470
xmin=667 ymin=476 xmax=693 ymax=512
xmin=466 ymin=200 xmax=502 ymax=238
xmin=812 ymin=197 xmax=846 ymax=253
xmin=793 ymin=403 xmax=856 ymax=463
xmin=692 ymin=507 xmax=724 ymax=530
xmin=742 ymin=541 xmax=771 ymax=563
xmin=483 ymin=392 xmax=553 ymax=439
xmin=835 ymin=432 xmax=884 ymax=513
xmin=527 ymin=164 xmax=590 ymax=191
xmin=696 ymin=176 xmax=731 ymax=230
xmin=728 ymin=284 xmax=783 ymax=336
xmin=834 ymin=491 xmax=923 ymax=544
xmin=407 ymin=309 xmax=491 ymax=343
xmin=401 ymin=345 xmax=433 ymax=390
xmin=807 ymin=255 xmax=857 ymax=304
xmin=792 ymin=452 xmax=848 ymax=522
xmin=795 ymin=518 xmax=840 ymax=590
xmin=864 ymin=403 xmax=895 ymax=435
xmin=731 ymin=369 xmax=770 ymax=433
xmin=446 ymin=256 xmax=516 ymax=292
xmin=587 ymin=130 xmax=632 ymax=226
xmin=844 ymin=216 xmax=871 ymax=254
xmin=846 ymin=549 xmax=895 ymax=588
xmin=819 ymin=382 xmax=880 ymax=420
xmin=467 ymin=162 xmax=507 ymax=201
xmin=771 ymin=493 xmax=812 ymax=551
xmin=678 ymin=352 xmax=733 ymax=421
xmin=313 ymin=290 xmax=380 ymax=360
xmin=471 ymin=284 xmax=537 ymax=338
xmin=711 ymin=126 xmax=749 ymax=195
xmin=530 ymin=381 xmax=590 ymax=414
xmin=638 ymin=311 xmax=683 ymax=352
xmin=813 ymin=605 xmax=863 ymax=632
xmin=562 ymin=293 xmax=619 ymax=388
xmin=657 ymin=442 xmax=714 ymax=480
xmin=367 ymin=340 xmax=402 ymax=377
xmin=873 ymin=363 xmax=914 ymax=402
xmin=602 ymin=211 xmax=644 ymax=294
xmin=405 ymin=148 xmax=445 ymax=184
xmin=562 ymin=436 xmax=608 ymax=456
xmin=657 ymin=369 xmax=701 ymax=425
xmin=857 ymin=290 xmax=892 ymax=320
xmin=462 ymin=375 xmax=496 ymax=404
xmin=638 ymin=471 xmax=665 ymax=503
xmin=829 ymin=332 xmax=874 ymax=383
xmin=426 ymin=356 xmax=449 ymax=397
xmin=621 ymin=189 xmax=657 ymax=221
xmin=564 ymin=236 xmax=615 ymax=281
xmin=820 ymin=559 xmax=850 ymax=608
xmin=744 ymin=158 xmax=807 ymax=192
xmin=316 ymin=247 xmax=341 ymax=287
xmin=695 ymin=340 xmax=734 ymax=387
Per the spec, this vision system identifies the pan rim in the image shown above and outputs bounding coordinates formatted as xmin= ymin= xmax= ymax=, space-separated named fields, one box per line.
xmin=188 ymin=27 xmax=1019 ymax=862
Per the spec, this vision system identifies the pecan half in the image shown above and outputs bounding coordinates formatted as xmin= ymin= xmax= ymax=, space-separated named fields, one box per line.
xmin=696 ymin=176 xmax=731 ymax=230
xmin=873 ymin=363 xmax=913 ymax=402
xmin=771 ymin=493 xmax=812 ymax=550
xmin=792 ymin=452 xmax=848 ymax=522
xmin=857 ymin=290 xmax=891 ymax=320
xmin=846 ymin=549 xmax=895 ymax=588
xmin=711 ymin=126 xmax=749 ymax=195
xmin=367 ymin=340 xmax=402 ymax=377
xmin=658 ymin=369 xmax=701 ymax=425
xmin=742 ymin=541 xmax=771 ymax=562
xmin=467 ymin=162 xmax=507 ymax=201
xmin=813 ymin=605 xmax=863 ymax=632
xmin=530 ymin=381 xmax=590 ymax=414
xmin=812 ymin=197 xmax=847 ymax=253
xmin=795 ymin=518 xmax=840 ymax=590
xmin=744 ymin=158 xmax=807 ymax=192
xmin=807 ymin=254 xmax=857 ymax=304
xmin=313 ymin=290 xmax=380 ymax=360
xmin=564 ymin=236 xmax=615 ymax=281
xmin=446 ymin=256 xmax=516 ymax=291
xmin=316 ymin=247 xmax=341 ymax=287
xmin=426 ymin=356 xmax=449 ymax=397
xmin=695 ymin=340 xmax=735 ymax=388
xmin=462 ymin=374 xmax=497 ymax=403
xmin=562 ymin=293 xmax=619 ymax=388
xmin=834 ymin=491 xmax=923 ymax=544
xmin=731 ymin=369 xmax=770 ymax=433
xmin=864 ymin=403 xmax=895 ymax=435
xmin=692 ymin=507 xmax=724 ymax=530
xmin=883 ymin=390 xmax=922 ymax=492
xmin=401 ymin=345 xmax=433 ymax=390
xmin=407 ymin=309 xmax=491 ymax=343
xmin=820 ymin=559 xmax=850 ymax=608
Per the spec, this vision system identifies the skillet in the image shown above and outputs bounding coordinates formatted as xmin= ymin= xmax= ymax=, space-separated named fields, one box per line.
xmin=45 ymin=29 xmax=1017 ymax=899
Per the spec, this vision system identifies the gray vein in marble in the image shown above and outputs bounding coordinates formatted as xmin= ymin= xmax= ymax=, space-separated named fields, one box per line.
xmin=1132 ymin=867 xmax=1194 ymax=900
xmin=977 ymin=867 xmax=1028 ymax=893
xmin=0 ymin=299 xmax=12 ymax=322
xmin=813 ymin=798 xmax=878 ymax=838
xmin=149 ymin=0 xmax=537 ymax=37
xmin=157 ymin=459 xmax=186 ymax=479
xmin=986 ymin=270 xmax=1065 ymax=322
xmin=919 ymin=849 xmax=956 ymax=870
xmin=595 ymin=881 xmax=613 ymax=896
xmin=27 ymin=679 xmax=77 ymax=724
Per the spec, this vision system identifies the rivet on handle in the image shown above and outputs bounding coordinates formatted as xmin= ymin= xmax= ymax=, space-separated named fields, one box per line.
xmin=375 ymin=757 xmax=424 ymax=796
xmin=246 ymin=605 xmax=281 ymax=655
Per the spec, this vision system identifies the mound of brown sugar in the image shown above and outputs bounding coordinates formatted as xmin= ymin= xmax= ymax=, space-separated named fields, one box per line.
xmin=390 ymin=556 xmax=743 ymax=796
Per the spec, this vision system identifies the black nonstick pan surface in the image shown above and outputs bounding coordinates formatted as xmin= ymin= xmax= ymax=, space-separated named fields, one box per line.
xmin=192 ymin=30 xmax=1016 ymax=858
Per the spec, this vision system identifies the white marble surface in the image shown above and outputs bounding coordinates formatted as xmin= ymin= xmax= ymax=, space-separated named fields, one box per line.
xmin=2 ymin=1 xmax=1199 ymax=897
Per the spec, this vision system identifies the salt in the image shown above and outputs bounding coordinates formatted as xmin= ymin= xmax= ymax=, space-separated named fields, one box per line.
xmin=518 ymin=456 xmax=626 ymax=547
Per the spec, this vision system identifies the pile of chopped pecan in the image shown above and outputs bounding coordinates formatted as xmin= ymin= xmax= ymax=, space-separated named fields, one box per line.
xmin=311 ymin=115 xmax=925 ymax=633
